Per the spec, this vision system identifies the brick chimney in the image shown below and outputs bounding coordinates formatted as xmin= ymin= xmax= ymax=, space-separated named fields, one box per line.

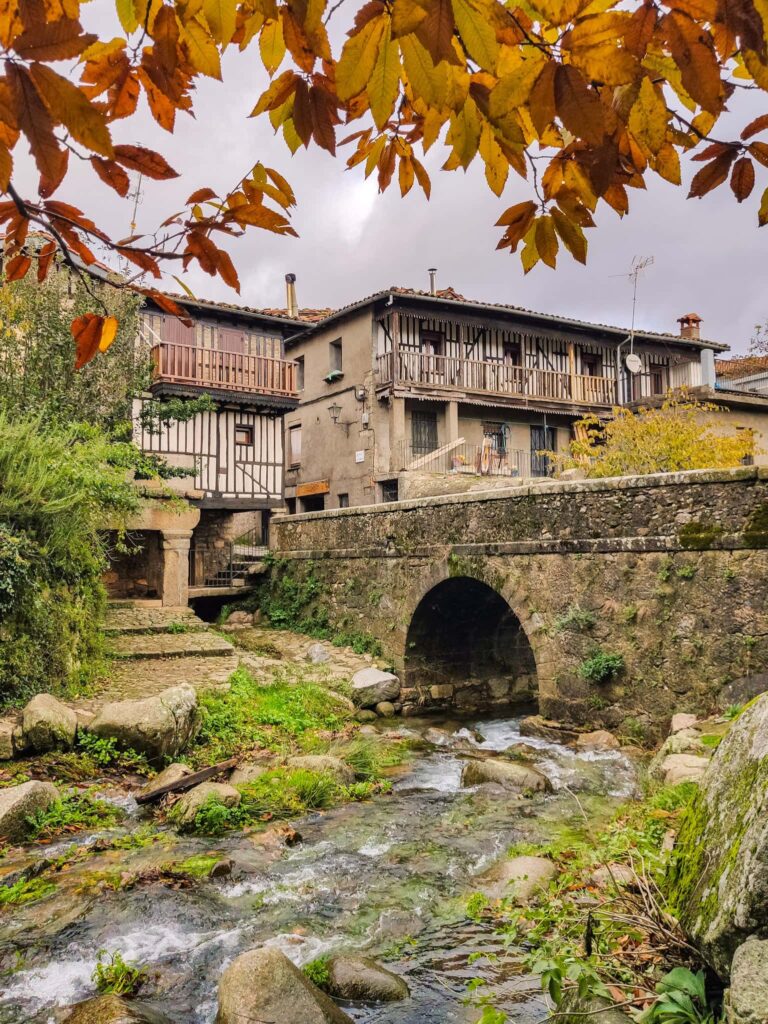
xmin=285 ymin=273 xmax=298 ymax=318
xmin=678 ymin=312 xmax=702 ymax=340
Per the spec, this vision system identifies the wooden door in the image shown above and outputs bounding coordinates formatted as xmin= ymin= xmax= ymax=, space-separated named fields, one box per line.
xmin=411 ymin=411 xmax=438 ymax=455
xmin=530 ymin=425 xmax=556 ymax=477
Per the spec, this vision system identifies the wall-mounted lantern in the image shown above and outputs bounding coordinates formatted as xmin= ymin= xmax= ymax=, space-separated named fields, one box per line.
xmin=328 ymin=401 xmax=352 ymax=437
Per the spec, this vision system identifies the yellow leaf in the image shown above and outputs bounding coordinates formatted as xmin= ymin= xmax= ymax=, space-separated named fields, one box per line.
xmin=282 ymin=118 xmax=302 ymax=154
xmin=551 ymin=207 xmax=587 ymax=263
xmin=535 ymin=214 xmax=558 ymax=267
xmin=336 ymin=15 xmax=387 ymax=102
xmin=488 ymin=55 xmax=545 ymax=119
xmin=479 ymin=121 xmax=508 ymax=196
xmin=654 ymin=141 xmax=681 ymax=184
xmin=759 ymin=185 xmax=768 ymax=226
xmin=259 ymin=19 xmax=286 ymax=75
xmin=628 ymin=76 xmax=668 ymax=155
xmin=99 ymin=315 xmax=119 ymax=353
xmin=401 ymin=33 xmax=440 ymax=106
xmin=448 ymin=96 xmax=480 ymax=167
xmin=203 ymin=0 xmax=237 ymax=45
xmin=116 ymin=0 xmax=139 ymax=34
xmin=182 ymin=19 xmax=222 ymax=78
xmin=451 ymin=0 xmax=498 ymax=71
xmin=391 ymin=0 xmax=429 ymax=37
xmin=368 ymin=27 xmax=400 ymax=130
xmin=531 ymin=0 xmax=592 ymax=27
xmin=399 ymin=153 xmax=415 ymax=194
xmin=29 ymin=64 xmax=114 ymax=158
xmin=570 ymin=42 xmax=637 ymax=86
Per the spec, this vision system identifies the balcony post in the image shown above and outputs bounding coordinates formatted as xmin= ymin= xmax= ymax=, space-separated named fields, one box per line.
xmin=567 ymin=342 xmax=576 ymax=401
xmin=391 ymin=310 xmax=401 ymax=385
xmin=446 ymin=400 xmax=459 ymax=443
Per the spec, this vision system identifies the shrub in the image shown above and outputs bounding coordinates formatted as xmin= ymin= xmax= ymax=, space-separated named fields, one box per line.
xmin=552 ymin=604 xmax=596 ymax=633
xmin=578 ymin=649 xmax=625 ymax=685
xmin=25 ymin=791 xmax=124 ymax=840
xmin=92 ymin=950 xmax=147 ymax=996
xmin=303 ymin=957 xmax=331 ymax=990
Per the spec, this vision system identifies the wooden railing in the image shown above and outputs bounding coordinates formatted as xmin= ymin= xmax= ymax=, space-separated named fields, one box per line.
xmin=376 ymin=351 xmax=617 ymax=406
xmin=152 ymin=343 xmax=298 ymax=397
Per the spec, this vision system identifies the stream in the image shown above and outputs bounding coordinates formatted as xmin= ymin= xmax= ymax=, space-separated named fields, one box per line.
xmin=0 ymin=714 xmax=638 ymax=1023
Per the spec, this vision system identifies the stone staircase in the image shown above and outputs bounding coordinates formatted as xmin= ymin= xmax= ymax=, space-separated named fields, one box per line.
xmin=95 ymin=602 xmax=240 ymax=706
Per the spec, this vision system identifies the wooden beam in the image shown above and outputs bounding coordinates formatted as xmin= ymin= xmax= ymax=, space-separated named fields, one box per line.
xmin=135 ymin=757 xmax=238 ymax=804
xmin=406 ymin=436 xmax=465 ymax=470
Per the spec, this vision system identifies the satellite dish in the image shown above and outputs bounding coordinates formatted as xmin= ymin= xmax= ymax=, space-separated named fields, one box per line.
xmin=625 ymin=353 xmax=642 ymax=375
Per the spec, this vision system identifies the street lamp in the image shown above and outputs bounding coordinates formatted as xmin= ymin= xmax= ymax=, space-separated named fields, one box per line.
xmin=328 ymin=402 xmax=342 ymax=424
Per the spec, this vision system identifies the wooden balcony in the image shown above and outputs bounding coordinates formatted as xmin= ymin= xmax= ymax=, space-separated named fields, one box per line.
xmin=376 ymin=351 xmax=617 ymax=407
xmin=152 ymin=343 xmax=298 ymax=398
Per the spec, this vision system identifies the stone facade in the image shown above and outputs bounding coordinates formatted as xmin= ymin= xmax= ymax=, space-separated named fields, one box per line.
xmin=270 ymin=467 xmax=768 ymax=737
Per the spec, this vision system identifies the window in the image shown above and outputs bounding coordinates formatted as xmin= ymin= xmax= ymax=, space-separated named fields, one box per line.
xmin=503 ymin=342 xmax=521 ymax=365
xmin=235 ymin=424 xmax=253 ymax=446
xmin=483 ymin=422 xmax=506 ymax=453
xmin=285 ymin=498 xmax=297 ymax=515
xmin=421 ymin=329 xmax=444 ymax=356
xmin=411 ymin=410 xmax=438 ymax=455
xmin=301 ymin=494 xmax=325 ymax=513
xmin=649 ymin=362 xmax=667 ymax=395
xmin=296 ymin=356 xmax=305 ymax=391
xmin=329 ymin=339 xmax=343 ymax=373
xmin=289 ymin=424 xmax=302 ymax=466
xmin=530 ymin=425 xmax=556 ymax=477
xmin=582 ymin=352 xmax=602 ymax=377
xmin=380 ymin=479 xmax=399 ymax=503
xmin=338 ymin=493 xmax=350 ymax=508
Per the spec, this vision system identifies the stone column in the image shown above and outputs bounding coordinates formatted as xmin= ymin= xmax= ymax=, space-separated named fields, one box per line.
xmin=161 ymin=530 xmax=193 ymax=607
xmin=390 ymin=396 xmax=407 ymax=470
xmin=445 ymin=400 xmax=460 ymax=443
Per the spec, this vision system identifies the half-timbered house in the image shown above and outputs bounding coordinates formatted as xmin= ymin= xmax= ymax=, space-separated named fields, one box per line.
xmin=282 ymin=286 xmax=727 ymax=510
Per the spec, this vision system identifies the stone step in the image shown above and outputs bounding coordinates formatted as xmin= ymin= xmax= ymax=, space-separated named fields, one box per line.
xmin=104 ymin=606 xmax=205 ymax=637
xmin=74 ymin=654 xmax=241 ymax=711
xmin=109 ymin=632 xmax=235 ymax=661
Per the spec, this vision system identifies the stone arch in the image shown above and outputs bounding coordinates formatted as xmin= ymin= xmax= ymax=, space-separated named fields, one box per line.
xmin=402 ymin=569 xmax=545 ymax=712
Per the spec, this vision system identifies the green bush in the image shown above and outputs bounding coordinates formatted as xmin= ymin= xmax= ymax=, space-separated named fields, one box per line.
xmin=578 ymin=649 xmax=625 ymax=685
xmin=302 ymin=957 xmax=331 ymax=990
xmin=25 ymin=791 xmax=124 ymax=840
xmin=92 ymin=950 xmax=147 ymax=996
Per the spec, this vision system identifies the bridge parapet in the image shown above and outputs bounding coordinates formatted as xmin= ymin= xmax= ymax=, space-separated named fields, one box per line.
xmin=269 ymin=468 xmax=768 ymax=739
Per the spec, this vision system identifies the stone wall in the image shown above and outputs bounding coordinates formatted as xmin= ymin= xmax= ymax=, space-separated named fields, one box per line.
xmin=270 ymin=468 xmax=768 ymax=738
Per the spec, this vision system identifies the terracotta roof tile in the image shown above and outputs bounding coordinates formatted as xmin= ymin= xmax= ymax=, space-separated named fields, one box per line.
xmin=716 ymin=354 xmax=768 ymax=379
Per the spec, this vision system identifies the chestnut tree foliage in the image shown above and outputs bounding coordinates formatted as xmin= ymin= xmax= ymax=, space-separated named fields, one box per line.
xmin=3 ymin=0 xmax=768 ymax=362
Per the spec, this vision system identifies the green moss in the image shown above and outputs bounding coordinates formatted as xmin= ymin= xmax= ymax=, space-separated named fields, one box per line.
xmin=25 ymin=790 xmax=124 ymax=841
xmin=678 ymin=520 xmax=724 ymax=551
xmin=172 ymin=853 xmax=222 ymax=877
xmin=0 ymin=876 xmax=57 ymax=906
xmin=302 ymin=957 xmax=331 ymax=990
xmin=743 ymin=503 xmax=768 ymax=548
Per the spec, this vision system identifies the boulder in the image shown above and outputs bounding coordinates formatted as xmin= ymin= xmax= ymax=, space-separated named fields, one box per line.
xmin=0 ymin=719 xmax=15 ymax=760
xmin=351 ymin=668 xmax=400 ymax=708
xmin=88 ymin=685 xmax=200 ymax=761
xmin=226 ymin=610 xmax=253 ymax=625
xmin=216 ymin=947 xmax=353 ymax=1024
xmin=63 ymin=995 xmax=172 ymax=1023
xmin=306 ymin=643 xmax=330 ymax=664
xmin=519 ymin=715 xmax=579 ymax=744
xmin=649 ymin=736 xmax=707 ymax=780
xmin=725 ymin=938 xmax=768 ymax=1024
xmin=355 ymin=709 xmax=378 ymax=722
xmin=475 ymin=855 xmax=556 ymax=902
xmin=230 ymin=762 xmax=268 ymax=786
xmin=75 ymin=709 xmax=95 ymax=734
xmin=375 ymin=701 xmax=395 ymax=718
xmin=668 ymin=693 xmax=768 ymax=978
xmin=660 ymin=753 xmax=710 ymax=785
xmin=171 ymin=782 xmax=241 ymax=828
xmin=461 ymin=757 xmax=552 ymax=793
xmin=139 ymin=762 xmax=193 ymax=801
xmin=671 ymin=713 xmax=699 ymax=734
xmin=590 ymin=863 xmax=636 ymax=889
xmin=21 ymin=694 xmax=77 ymax=753
xmin=575 ymin=730 xmax=620 ymax=751
xmin=326 ymin=956 xmax=409 ymax=1003
xmin=287 ymin=755 xmax=354 ymax=785
xmin=0 ymin=780 xmax=59 ymax=842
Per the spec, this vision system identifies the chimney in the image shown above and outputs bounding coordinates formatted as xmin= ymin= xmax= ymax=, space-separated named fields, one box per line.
xmin=285 ymin=272 xmax=298 ymax=318
xmin=677 ymin=312 xmax=702 ymax=340
xmin=428 ymin=267 xmax=437 ymax=295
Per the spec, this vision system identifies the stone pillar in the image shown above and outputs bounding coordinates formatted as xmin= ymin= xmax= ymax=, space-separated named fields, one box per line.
xmin=446 ymin=400 xmax=459 ymax=443
xmin=390 ymin=396 xmax=407 ymax=470
xmin=161 ymin=530 xmax=192 ymax=607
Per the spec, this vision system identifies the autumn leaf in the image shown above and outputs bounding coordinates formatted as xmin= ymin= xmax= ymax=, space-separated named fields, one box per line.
xmin=14 ymin=17 xmax=96 ymax=61
xmin=113 ymin=144 xmax=179 ymax=179
xmin=551 ymin=207 xmax=587 ymax=263
xmin=260 ymin=18 xmax=286 ymax=75
xmin=99 ymin=315 xmax=119 ymax=353
xmin=29 ymin=63 xmax=113 ymax=157
xmin=759 ymin=185 xmax=768 ymax=226
xmin=451 ymin=0 xmax=498 ymax=70
xmin=6 ymin=64 xmax=67 ymax=194
xmin=90 ymin=156 xmax=130 ymax=196
xmin=555 ymin=64 xmax=605 ymax=145
xmin=496 ymin=199 xmax=537 ymax=250
xmin=730 ymin=156 xmax=755 ymax=201
xmin=336 ymin=15 xmax=387 ymax=101
xmin=628 ymin=76 xmax=668 ymax=156
xmin=71 ymin=313 xmax=105 ymax=369
xmin=367 ymin=26 xmax=400 ymax=129
xmin=688 ymin=150 xmax=737 ymax=197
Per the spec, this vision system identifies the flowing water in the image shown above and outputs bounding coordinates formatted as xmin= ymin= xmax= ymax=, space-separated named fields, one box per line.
xmin=0 ymin=714 xmax=638 ymax=1023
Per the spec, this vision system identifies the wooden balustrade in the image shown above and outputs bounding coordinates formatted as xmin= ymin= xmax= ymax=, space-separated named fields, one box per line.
xmin=152 ymin=343 xmax=298 ymax=397
xmin=376 ymin=351 xmax=616 ymax=406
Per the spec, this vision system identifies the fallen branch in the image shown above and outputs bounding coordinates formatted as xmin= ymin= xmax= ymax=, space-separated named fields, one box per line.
xmin=135 ymin=757 xmax=238 ymax=804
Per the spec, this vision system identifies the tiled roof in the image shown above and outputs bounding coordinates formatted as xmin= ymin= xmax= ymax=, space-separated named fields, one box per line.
xmin=286 ymin=286 xmax=729 ymax=351
xmin=716 ymin=354 xmax=768 ymax=379
xmin=155 ymin=291 xmax=334 ymax=325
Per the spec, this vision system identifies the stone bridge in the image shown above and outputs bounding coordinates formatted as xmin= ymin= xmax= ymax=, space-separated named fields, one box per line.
xmin=270 ymin=468 xmax=768 ymax=740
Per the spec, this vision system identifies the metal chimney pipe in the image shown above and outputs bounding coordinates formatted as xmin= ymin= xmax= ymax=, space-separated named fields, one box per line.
xmin=428 ymin=268 xmax=437 ymax=295
xmin=285 ymin=273 xmax=298 ymax=318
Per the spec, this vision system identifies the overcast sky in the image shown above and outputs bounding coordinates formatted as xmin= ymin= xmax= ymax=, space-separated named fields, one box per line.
xmin=15 ymin=12 xmax=768 ymax=355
